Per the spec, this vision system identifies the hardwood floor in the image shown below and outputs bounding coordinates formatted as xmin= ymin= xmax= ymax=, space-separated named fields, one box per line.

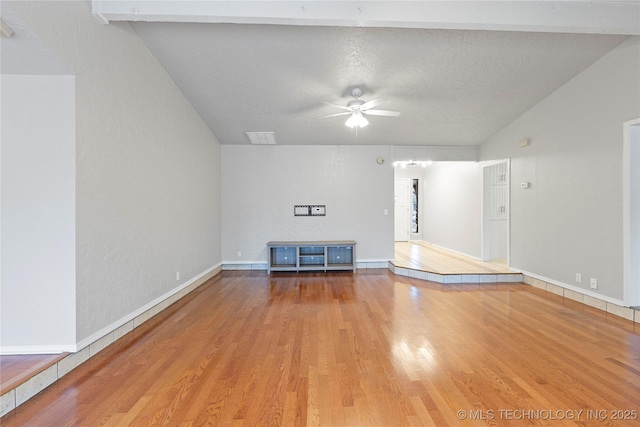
xmin=2 ymin=271 xmax=639 ymax=426
xmin=394 ymin=241 xmax=513 ymax=274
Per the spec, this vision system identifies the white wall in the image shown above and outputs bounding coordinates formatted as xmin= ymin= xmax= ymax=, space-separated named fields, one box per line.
xmin=222 ymin=145 xmax=395 ymax=264
xmin=6 ymin=1 xmax=222 ymax=346
xmin=1 ymin=75 xmax=76 ymax=352
xmin=421 ymin=162 xmax=482 ymax=258
xmin=480 ymin=36 xmax=640 ymax=301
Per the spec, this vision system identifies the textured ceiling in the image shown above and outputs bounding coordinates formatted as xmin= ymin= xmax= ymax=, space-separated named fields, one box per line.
xmin=132 ymin=22 xmax=626 ymax=146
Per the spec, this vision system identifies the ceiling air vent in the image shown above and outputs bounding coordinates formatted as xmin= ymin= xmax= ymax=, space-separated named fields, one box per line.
xmin=246 ymin=131 xmax=276 ymax=145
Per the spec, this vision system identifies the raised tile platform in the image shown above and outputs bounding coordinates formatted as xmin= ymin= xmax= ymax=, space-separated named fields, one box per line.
xmin=388 ymin=261 xmax=524 ymax=284
xmin=391 ymin=242 xmax=523 ymax=283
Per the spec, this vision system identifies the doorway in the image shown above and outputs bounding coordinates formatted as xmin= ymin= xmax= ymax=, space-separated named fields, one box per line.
xmin=481 ymin=160 xmax=510 ymax=263
xmin=411 ymin=179 xmax=420 ymax=234
xmin=623 ymin=118 xmax=640 ymax=307
xmin=394 ymin=178 xmax=410 ymax=241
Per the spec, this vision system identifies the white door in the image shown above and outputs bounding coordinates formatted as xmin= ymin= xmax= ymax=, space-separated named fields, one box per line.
xmin=482 ymin=161 xmax=509 ymax=262
xmin=395 ymin=178 xmax=410 ymax=241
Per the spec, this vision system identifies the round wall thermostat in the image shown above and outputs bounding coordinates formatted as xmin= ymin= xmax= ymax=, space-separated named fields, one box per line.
xmin=376 ymin=156 xmax=385 ymax=165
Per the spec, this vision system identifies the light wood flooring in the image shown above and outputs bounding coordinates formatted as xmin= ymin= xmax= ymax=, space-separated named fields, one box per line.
xmin=0 ymin=243 xmax=507 ymax=394
xmin=2 ymin=271 xmax=639 ymax=426
xmin=394 ymin=241 xmax=513 ymax=275
xmin=0 ymin=244 xmax=509 ymax=414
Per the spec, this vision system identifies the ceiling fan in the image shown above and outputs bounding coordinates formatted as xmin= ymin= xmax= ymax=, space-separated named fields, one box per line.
xmin=322 ymin=88 xmax=401 ymax=129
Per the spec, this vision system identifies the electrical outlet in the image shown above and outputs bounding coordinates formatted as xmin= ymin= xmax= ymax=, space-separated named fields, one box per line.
xmin=176 ymin=271 xmax=180 ymax=281
xmin=237 ymin=251 xmax=242 ymax=258
xmin=576 ymin=273 xmax=582 ymax=283
xmin=590 ymin=278 xmax=598 ymax=289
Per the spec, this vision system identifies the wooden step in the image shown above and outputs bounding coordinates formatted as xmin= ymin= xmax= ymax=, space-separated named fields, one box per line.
xmin=0 ymin=353 xmax=68 ymax=395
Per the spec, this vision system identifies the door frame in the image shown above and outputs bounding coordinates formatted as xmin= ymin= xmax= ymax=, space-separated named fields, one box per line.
xmin=480 ymin=158 xmax=511 ymax=264
xmin=623 ymin=118 xmax=640 ymax=307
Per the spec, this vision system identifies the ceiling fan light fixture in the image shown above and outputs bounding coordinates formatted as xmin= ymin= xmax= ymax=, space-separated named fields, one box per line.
xmin=345 ymin=112 xmax=369 ymax=129
xmin=322 ymin=87 xmax=399 ymax=131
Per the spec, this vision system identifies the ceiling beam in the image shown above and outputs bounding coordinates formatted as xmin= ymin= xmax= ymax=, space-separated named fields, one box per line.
xmin=92 ymin=1 xmax=640 ymax=35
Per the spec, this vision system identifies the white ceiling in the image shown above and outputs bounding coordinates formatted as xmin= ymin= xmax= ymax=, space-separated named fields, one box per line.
xmin=7 ymin=1 xmax=638 ymax=146
xmin=132 ymin=21 xmax=627 ymax=146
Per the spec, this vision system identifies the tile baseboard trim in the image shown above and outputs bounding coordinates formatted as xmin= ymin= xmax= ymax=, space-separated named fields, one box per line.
xmin=515 ymin=269 xmax=625 ymax=306
xmin=222 ymin=262 xmax=267 ymax=271
xmin=75 ymin=263 xmax=222 ymax=352
xmin=222 ymin=260 xmax=389 ymax=271
xmin=516 ymin=269 xmax=639 ymax=324
xmin=1 ymin=263 xmax=222 ymax=418
xmin=389 ymin=263 xmax=639 ymax=323
xmin=388 ymin=261 xmax=523 ymax=284
xmin=356 ymin=259 xmax=389 ymax=269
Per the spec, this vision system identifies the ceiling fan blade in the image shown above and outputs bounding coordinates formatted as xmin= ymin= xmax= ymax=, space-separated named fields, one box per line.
xmin=360 ymin=97 xmax=383 ymax=111
xmin=363 ymin=109 xmax=401 ymax=117
xmin=321 ymin=112 xmax=351 ymax=118
xmin=322 ymin=101 xmax=351 ymax=111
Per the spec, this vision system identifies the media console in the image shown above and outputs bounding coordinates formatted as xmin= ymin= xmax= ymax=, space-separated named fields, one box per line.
xmin=266 ymin=240 xmax=356 ymax=273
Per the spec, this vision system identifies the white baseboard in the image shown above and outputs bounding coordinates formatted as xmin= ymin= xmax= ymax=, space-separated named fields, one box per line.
xmin=222 ymin=261 xmax=262 ymax=265
xmin=514 ymin=267 xmax=625 ymax=306
xmin=75 ymin=263 xmax=222 ymax=352
xmin=514 ymin=268 xmax=638 ymax=323
xmin=222 ymin=260 xmax=391 ymax=271
xmin=222 ymin=262 xmax=268 ymax=270
xmin=422 ymin=241 xmax=482 ymax=261
xmin=1 ymin=264 xmax=219 ymax=356
xmin=356 ymin=259 xmax=390 ymax=269
xmin=0 ymin=263 xmax=223 ymax=417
